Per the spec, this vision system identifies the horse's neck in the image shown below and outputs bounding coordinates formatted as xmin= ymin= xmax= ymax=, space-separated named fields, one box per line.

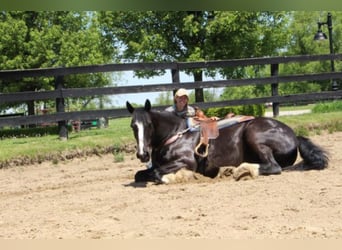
xmin=151 ymin=111 xmax=186 ymax=145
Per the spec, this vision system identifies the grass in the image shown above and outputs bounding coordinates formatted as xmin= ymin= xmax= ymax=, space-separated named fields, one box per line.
xmin=0 ymin=117 xmax=133 ymax=165
xmin=312 ymin=100 xmax=342 ymax=113
xmin=277 ymin=111 xmax=342 ymax=136
xmin=0 ymin=104 xmax=341 ymax=167
xmin=276 ymin=100 xmax=342 ymax=135
xmin=276 ymin=103 xmax=315 ymax=111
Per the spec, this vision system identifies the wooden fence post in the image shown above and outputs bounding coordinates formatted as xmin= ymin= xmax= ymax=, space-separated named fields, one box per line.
xmin=171 ymin=69 xmax=180 ymax=96
xmin=194 ymin=71 xmax=204 ymax=102
xmin=271 ymin=64 xmax=279 ymax=117
xmin=55 ymin=75 xmax=68 ymax=140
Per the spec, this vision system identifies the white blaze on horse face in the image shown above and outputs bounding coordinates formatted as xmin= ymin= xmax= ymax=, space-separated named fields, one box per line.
xmin=136 ymin=121 xmax=145 ymax=156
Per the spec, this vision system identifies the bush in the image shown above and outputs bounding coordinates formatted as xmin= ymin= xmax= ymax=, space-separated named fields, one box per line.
xmin=0 ymin=125 xmax=73 ymax=139
xmin=312 ymin=100 xmax=342 ymax=113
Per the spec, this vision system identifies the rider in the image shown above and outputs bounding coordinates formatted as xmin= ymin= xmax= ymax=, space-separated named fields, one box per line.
xmin=165 ymin=88 xmax=195 ymax=118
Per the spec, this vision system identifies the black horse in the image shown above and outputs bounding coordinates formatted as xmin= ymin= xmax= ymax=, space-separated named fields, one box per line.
xmin=126 ymin=99 xmax=329 ymax=183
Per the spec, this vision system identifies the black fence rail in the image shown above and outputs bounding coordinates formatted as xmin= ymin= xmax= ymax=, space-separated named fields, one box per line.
xmin=1 ymin=53 xmax=342 ymax=139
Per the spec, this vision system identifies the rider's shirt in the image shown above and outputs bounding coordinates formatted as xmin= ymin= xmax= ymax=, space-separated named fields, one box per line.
xmin=165 ymin=105 xmax=196 ymax=119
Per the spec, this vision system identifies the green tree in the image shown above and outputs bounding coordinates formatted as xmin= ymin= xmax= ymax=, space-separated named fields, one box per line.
xmin=281 ymin=11 xmax=342 ymax=92
xmin=155 ymin=92 xmax=173 ymax=106
xmin=0 ymin=11 xmax=117 ymax=114
xmin=98 ymin=11 xmax=290 ymax=102
xmin=221 ymin=11 xmax=342 ymax=100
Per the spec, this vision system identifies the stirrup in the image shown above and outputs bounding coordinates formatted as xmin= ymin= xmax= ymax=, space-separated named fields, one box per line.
xmin=195 ymin=142 xmax=209 ymax=158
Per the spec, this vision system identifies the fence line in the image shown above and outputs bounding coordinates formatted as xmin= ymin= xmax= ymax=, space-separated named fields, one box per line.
xmin=1 ymin=54 xmax=342 ymax=80
xmin=1 ymin=71 xmax=342 ymax=104
xmin=1 ymin=53 xmax=342 ymax=139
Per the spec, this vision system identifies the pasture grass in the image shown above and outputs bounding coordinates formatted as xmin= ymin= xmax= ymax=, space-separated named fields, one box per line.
xmin=312 ymin=100 xmax=342 ymax=113
xmin=277 ymin=103 xmax=315 ymax=111
xmin=0 ymin=108 xmax=341 ymax=167
xmin=0 ymin=117 xmax=133 ymax=166
xmin=277 ymin=111 xmax=342 ymax=136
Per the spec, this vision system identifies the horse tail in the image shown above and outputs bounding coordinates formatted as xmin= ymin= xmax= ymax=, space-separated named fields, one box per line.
xmin=292 ymin=136 xmax=329 ymax=171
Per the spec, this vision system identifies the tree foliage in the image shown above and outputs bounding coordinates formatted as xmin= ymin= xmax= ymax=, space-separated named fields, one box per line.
xmin=99 ymin=11 xmax=289 ymax=78
xmin=280 ymin=11 xmax=342 ymax=92
xmin=98 ymin=11 xmax=290 ymax=102
xmin=218 ymin=11 xmax=342 ymax=101
xmin=0 ymin=11 xmax=117 ymax=113
xmin=1 ymin=11 xmax=341 ymax=112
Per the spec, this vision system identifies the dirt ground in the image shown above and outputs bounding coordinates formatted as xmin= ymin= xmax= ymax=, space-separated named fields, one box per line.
xmin=0 ymin=132 xmax=341 ymax=239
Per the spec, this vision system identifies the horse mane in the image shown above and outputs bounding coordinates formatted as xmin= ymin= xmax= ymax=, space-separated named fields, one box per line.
xmin=150 ymin=109 xmax=186 ymax=129
xmin=151 ymin=109 xmax=182 ymax=120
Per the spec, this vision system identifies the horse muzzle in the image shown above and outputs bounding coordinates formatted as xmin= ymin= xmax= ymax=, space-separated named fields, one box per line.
xmin=136 ymin=151 xmax=150 ymax=163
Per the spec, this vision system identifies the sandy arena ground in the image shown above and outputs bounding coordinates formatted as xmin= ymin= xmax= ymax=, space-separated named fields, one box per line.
xmin=0 ymin=132 xmax=341 ymax=239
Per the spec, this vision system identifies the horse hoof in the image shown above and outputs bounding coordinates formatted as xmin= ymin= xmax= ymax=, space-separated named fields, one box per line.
xmin=233 ymin=163 xmax=260 ymax=181
xmin=134 ymin=169 xmax=157 ymax=183
xmin=161 ymin=168 xmax=197 ymax=184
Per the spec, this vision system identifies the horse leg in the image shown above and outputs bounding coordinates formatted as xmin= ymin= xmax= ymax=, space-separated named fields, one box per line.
xmin=160 ymin=168 xmax=198 ymax=184
xmin=201 ymin=162 xmax=220 ymax=178
xmin=232 ymin=163 xmax=260 ymax=180
xmin=135 ymin=168 xmax=161 ymax=183
xmin=218 ymin=163 xmax=259 ymax=181
xmin=253 ymin=144 xmax=282 ymax=175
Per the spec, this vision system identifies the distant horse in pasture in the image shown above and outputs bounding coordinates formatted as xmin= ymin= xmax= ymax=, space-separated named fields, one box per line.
xmin=126 ymin=99 xmax=329 ymax=184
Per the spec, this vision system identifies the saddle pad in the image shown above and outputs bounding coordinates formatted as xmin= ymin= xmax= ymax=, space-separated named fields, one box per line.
xmin=217 ymin=115 xmax=254 ymax=129
xmin=187 ymin=115 xmax=255 ymax=132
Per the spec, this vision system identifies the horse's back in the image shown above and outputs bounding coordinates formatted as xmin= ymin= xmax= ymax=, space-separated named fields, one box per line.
xmin=245 ymin=117 xmax=297 ymax=148
xmin=209 ymin=117 xmax=298 ymax=169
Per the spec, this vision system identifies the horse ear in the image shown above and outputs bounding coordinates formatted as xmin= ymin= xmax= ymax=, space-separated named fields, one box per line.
xmin=145 ymin=99 xmax=151 ymax=111
xmin=126 ymin=101 xmax=134 ymax=114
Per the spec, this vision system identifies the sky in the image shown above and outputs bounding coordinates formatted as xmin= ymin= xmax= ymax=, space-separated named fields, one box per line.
xmin=111 ymin=70 xmax=225 ymax=107
xmin=111 ymin=70 xmax=196 ymax=107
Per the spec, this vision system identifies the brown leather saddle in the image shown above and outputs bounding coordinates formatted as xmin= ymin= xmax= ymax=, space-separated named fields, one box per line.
xmin=192 ymin=115 xmax=254 ymax=157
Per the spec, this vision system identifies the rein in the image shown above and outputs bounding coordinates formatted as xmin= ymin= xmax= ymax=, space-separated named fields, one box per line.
xmin=163 ymin=128 xmax=191 ymax=146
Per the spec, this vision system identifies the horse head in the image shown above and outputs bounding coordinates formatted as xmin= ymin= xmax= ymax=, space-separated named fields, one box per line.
xmin=126 ymin=99 xmax=153 ymax=162
xmin=127 ymin=99 xmax=188 ymax=165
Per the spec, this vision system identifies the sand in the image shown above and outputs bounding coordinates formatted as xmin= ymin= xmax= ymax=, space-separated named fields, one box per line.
xmin=0 ymin=132 xmax=341 ymax=239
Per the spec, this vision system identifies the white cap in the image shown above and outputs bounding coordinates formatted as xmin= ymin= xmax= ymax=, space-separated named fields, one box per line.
xmin=174 ymin=88 xmax=189 ymax=98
